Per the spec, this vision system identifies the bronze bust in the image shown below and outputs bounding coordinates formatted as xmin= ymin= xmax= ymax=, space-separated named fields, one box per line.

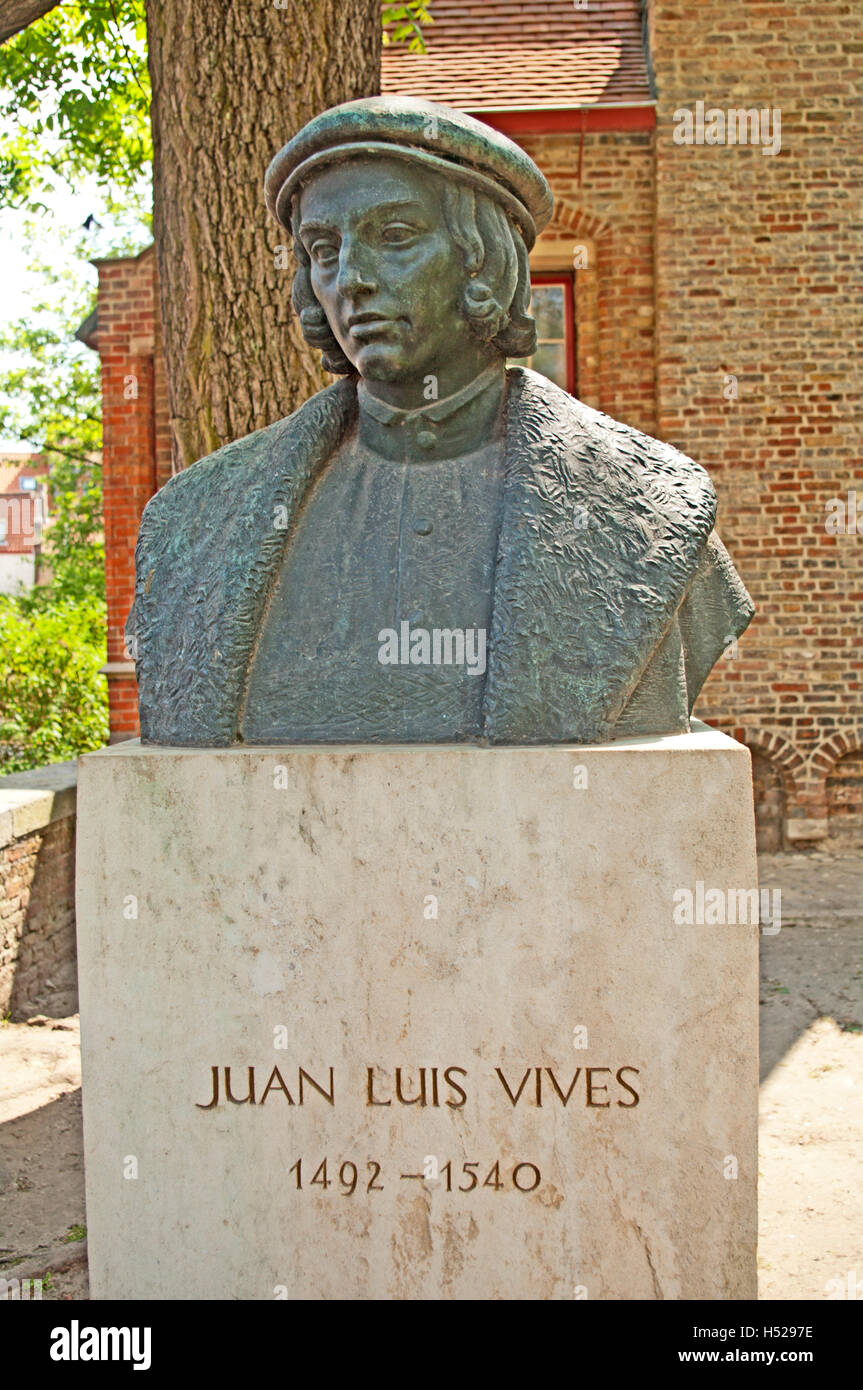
xmin=128 ymin=96 xmax=753 ymax=745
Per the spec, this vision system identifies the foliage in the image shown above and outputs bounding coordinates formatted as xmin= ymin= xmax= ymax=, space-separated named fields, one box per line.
xmin=382 ymin=3 xmax=432 ymax=52
xmin=0 ymin=0 xmax=150 ymax=213
xmin=0 ymin=252 xmax=108 ymax=772
xmin=0 ymin=592 xmax=109 ymax=772
xmin=0 ymin=247 xmax=106 ymax=602
xmin=0 ymin=2 xmax=429 ymax=213
xmin=40 ymin=448 xmax=105 ymax=603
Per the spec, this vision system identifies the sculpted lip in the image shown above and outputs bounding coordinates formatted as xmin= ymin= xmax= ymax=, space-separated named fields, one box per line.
xmin=347 ymin=312 xmax=400 ymax=341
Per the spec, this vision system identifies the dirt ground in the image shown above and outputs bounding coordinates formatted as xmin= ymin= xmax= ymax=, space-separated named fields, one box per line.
xmin=1 ymin=847 xmax=860 ymax=1301
xmin=0 ymin=1015 xmax=87 ymax=1299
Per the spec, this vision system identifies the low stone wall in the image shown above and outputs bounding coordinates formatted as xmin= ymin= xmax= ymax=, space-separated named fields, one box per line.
xmin=0 ymin=761 xmax=78 ymax=1020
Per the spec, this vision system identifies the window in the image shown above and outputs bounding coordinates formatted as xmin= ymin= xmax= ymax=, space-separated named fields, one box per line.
xmin=510 ymin=273 xmax=576 ymax=394
xmin=19 ymin=476 xmax=36 ymax=490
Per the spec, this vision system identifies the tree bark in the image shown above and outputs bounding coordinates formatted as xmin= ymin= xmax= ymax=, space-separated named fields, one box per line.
xmin=0 ymin=0 xmax=62 ymax=44
xmin=146 ymin=0 xmax=381 ymax=469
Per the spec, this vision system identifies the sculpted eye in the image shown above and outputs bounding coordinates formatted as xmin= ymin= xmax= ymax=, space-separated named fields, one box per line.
xmin=310 ymin=240 xmax=339 ymax=266
xmin=380 ymin=222 xmax=418 ymax=245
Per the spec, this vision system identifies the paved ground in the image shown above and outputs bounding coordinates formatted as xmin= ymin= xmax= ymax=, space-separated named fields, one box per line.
xmin=1 ymin=848 xmax=860 ymax=1301
xmin=757 ymin=848 xmax=863 ymax=1300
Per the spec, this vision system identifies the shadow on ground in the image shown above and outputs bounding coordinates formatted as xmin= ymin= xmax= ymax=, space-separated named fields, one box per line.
xmin=758 ymin=851 xmax=863 ymax=1081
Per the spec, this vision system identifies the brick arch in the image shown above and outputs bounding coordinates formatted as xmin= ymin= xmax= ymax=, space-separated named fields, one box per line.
xmin=727 ymin=726 xmax=804 ymax=794
xmin=545 ymin=196 xmax=612 ymax=244
xmin=810 ymin=728 xmax=863 ymax=780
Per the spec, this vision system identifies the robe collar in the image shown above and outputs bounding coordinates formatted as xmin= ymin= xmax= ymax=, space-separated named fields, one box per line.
xmin=356 ymin=361 xmax=505 ymax=461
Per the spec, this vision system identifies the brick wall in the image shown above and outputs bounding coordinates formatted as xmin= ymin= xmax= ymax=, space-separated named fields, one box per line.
xmin=752 ymin=751 xmax=785 ymax=853
xmin=86 ymin=246 xmax=172 ymax=740
xmin=523 ymin=129 xmax=657 ymax=435
xmin=0 ymin=764 xmax=78 ymax=1020
xmin=648 ymin=0 xmax=862 ymax=843
xmin=827 ymin=752 xmax=863 ymax=846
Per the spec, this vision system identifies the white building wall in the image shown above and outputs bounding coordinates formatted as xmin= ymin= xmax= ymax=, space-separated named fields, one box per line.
xmin=0 ymin=552 xmax=35 ymax=594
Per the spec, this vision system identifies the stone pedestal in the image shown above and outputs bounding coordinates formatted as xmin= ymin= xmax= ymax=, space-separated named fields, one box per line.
xmin=76 ymin=724 xmax=758 ymax=1300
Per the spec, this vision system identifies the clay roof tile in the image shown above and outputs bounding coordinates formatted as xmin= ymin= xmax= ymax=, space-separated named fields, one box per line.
xmin=381 ymin=0 xmax=653 ymax=110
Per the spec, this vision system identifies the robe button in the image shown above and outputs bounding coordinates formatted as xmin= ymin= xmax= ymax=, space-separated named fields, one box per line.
xmin=412 ymin=517 xmax=433 ymax=535
xmin=416 ymin=429 xmax=436 ymax=449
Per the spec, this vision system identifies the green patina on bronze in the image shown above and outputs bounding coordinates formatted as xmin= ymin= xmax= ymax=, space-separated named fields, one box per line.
xmin=128 ymin=96 xmax=753 ymax=746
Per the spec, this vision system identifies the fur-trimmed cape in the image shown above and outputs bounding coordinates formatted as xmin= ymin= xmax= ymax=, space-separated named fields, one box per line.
xmin=127 ymin=368 xmax=753 ymax=745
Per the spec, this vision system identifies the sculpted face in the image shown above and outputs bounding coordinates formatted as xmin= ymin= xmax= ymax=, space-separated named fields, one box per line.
xmin=298 ymin=157 xmax=486 ymax=389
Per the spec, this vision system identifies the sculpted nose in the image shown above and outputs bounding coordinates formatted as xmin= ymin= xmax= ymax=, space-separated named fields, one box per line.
xmin=336 ymin=238 xmax=377 ymax=296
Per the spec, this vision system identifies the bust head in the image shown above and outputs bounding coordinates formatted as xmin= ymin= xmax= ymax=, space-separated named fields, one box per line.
xmin=265 ymin=97 xmax=554 ymax=395
xmin=291 ymin=155 xmax=536 ymax=385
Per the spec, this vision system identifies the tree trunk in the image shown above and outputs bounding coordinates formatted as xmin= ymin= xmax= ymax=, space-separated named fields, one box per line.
xmin=146 ymin=0 xmax=381 ymax=469
xmin=0 ymin=0 xmax=62 ymax=44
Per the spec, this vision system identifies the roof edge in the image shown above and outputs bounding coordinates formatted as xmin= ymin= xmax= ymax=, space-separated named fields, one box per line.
xmin=75 ymin=307 xmax=99 ymax=350
xmin=468 ymin=104 xmax=656 ymax=135
xmin=88 ymin=242 xmax=155 ymax=270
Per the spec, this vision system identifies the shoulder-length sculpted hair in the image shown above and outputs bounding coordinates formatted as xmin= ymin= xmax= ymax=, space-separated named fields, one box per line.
xmin=290 ymin=172 xmax=537 ymax=375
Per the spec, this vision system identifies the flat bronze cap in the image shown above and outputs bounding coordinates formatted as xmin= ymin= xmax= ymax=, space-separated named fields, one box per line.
xmin=264 ymin=95 xmax=554 ymax=249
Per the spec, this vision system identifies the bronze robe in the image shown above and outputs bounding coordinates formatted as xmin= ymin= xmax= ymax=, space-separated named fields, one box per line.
xmin=127 ymin=368 xmax=753 ymax=745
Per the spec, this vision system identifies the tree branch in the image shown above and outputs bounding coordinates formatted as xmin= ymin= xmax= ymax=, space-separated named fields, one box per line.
xmin=0 ymin=0 xmax=63 ymax=45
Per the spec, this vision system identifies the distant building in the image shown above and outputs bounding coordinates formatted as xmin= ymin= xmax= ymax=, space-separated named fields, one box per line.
xmin=0 ymin=452 xmax=49 ymax=594
xmin=79 ymin=0 xmax=862 ymax=849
